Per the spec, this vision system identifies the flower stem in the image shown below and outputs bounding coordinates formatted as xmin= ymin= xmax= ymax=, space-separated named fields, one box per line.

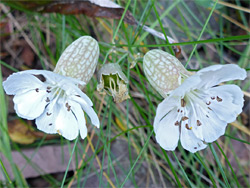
xmin=61 ymin=137 xmax=79 ymax=188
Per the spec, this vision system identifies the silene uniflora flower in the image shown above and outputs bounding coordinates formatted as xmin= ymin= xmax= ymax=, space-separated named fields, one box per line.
xmin=3 ymin=36 xmax=100 ymax=140
xmin=97 ymin=63 xmax=130 ymax=103
xmin=143 ymin=49 xmax=246 ymax=153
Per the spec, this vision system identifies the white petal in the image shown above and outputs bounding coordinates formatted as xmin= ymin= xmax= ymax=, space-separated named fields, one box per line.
xmin=70 ymin=96 xmax=100 ymax=128
xmin=180 ymin=122 xmax=207 ymax=153
xmin=13 ymin=89 xmax=48 ymax=120
xmin=200 ymin=110 xmax=227 ymax=143
xmin=207 ymin=85 xmax=244 ymax=123
xmin=22 ymin=69 xmax=86 ymax=86
xmin=154 ymin=96 xmax=179 ymax=132
xmin=35 ymin=102 xmax=59 ymax=134
xmin=197 ymin=64 xmax=246 ymax=89
xmin=3 ymin=72 xmax=45 ymax=95
xmin=184 ymin=103 xmax=204 ymax=140
xmin=154 ymin=110 xmax=180 ymax=151
xmin=62 ymin=83 xmax=93 ymax=106
xmin=172 ymin=74 xmax=202 ymax=98
xmin=188 ymin=99 xmax=227 ymax=143
xmin=70 ymin=100 xmax=88 ymax=139
xmin=54 ymin=99 xmax=79 ymax=140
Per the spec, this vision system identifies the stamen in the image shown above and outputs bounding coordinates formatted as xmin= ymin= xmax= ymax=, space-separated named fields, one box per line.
xmin=109 ymin=77 xmax=117 ymax=93
xmin=194 ymin=147 xmax=197 ymax=149
xmin=182 ymin=116 xmax=189 ymax=121
xmin=46 ymin=112 xmax=52 ymax=116
xmin=206 ymin=101 xmax=211 ymax=105
xmin=185 ymin=124 xmax=192 ymax=130
xmin=45 ymin=97 xmax=50 ymax=102
xmin=177 ymin=109 xmax=180 ymax=112
xmin=49 ymin=123 xmax=52 ymax=126
xmin=211 ymin=97 xmax=215 ymax=100
xmin=197 ymin=120 xmax=202 ymax=126
xmin=174 ymin=121 xmax=179 ymax=126
xmin=208 ymin=107 xmax=212 ymax=111
xmin=65 ymin=102 xmax=71 ymax=111
xmin=181 ymin=99 xmax=186 ymax=107
xmin=216 ymin=96 xmax=222 ymax=102
xmin=35 ymin=88 xmax=39 ymax=92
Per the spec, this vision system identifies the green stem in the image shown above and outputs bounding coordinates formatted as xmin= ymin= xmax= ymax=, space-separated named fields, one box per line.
xmin=61 ymin=137 xmax=79 ymax=188
xmin=0 ymin=157 xmax=12 ymax=184
xmin=209 ymin=144 xmax=230 ymax=187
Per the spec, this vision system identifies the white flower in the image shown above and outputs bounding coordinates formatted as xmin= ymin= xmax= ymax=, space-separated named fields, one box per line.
xmin=3 ymin=36 xmax=100 ymax=140
xmin=3 ymin=70 xmax=99 ymax=140
xmin=144 ymin=50 xmax=247 ymax=153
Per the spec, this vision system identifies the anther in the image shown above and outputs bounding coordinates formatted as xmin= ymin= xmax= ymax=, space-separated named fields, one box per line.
xmin=197 ymin=120 xmax=202 ymax=126
xmin=46 ymin=112 xmax=52 ymax=116
xmin=194 ymin=147 xmax=197 ymax=149
xmin=57 ymin=130 xmax=61 ymax=135
xmin=177 ymin=109 xmax=180 ymax=112
xmin=46 ymin=86 xmax=51 ymax=93
xmin=181 ymin=99 xmax=186 ymax=107
xmin=45 ymin=97 xmax=50 ymax=102
xmin=211 ymin=97 xmax=215 ymax=100
xmin=182 ymin=116 xmax=189 ymax=121
xmin=35 ymin=88 xmax=39 ymax=92
xmin=206 ymin=101 xmax=211 ymax=105
xmin=208 ymin=107 xmax=212 ymax=111
xmin=66 ymin=102 xmax=71 ymax=111
xmin=49 ymin=123 xmax=52 ymax=126
xmin=185 ymin=124 xmax=192 ymax=130
xmin=175 ymin=121 xmax=179 ymax=126
xmin=216 ymin=96 xmax=222 ymax=102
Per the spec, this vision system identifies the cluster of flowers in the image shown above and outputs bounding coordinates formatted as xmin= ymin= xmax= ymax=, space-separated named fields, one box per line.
xmin=3 ymin=36 xmax=246 ymax=153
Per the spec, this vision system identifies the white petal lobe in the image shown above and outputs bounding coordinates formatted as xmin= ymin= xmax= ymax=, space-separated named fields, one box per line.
xmin=54 ymin=99 xmax=79 ymax=140
xmin=36 ymin=102 xmax=59 ymax=134
xmin=180 ymin=122 xmax=207 ymax=153
xmin=70 ymin=96 xmax=100 ymax=128
xmin=3 ymin=72 xmax=45 ymax=95
xmin=70 ymin=100 xmax=88 ymax=139
xmin=13 ymin=89 xmax=48 ymax=120
xmin=154 ymin=110 xmax=180 ymax=151
xmin=154 ymin=97 xmax=179 ymax=132
xmin=208 ymin=85 xmax=244 ymax=123
xmin=197 ymin=64 xmax=247 ymax=89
